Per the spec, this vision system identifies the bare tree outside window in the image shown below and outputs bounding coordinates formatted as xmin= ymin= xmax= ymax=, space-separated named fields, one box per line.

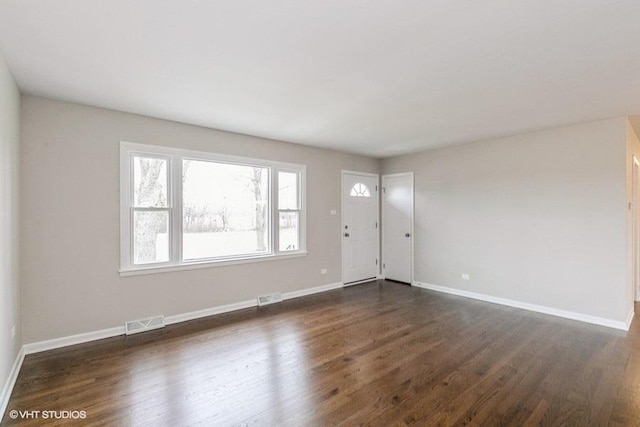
xmin=133 ymin=157 xmax=169 ymax=264
xmin=249 ymin=167 xmax=267 ymax=251
xmin=217 ymin=204 xmax=232 ymax=232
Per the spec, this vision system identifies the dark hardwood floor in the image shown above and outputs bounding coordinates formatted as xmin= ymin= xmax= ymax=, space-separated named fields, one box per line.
xmin=3 ymin=281 xmax=640 ymax=426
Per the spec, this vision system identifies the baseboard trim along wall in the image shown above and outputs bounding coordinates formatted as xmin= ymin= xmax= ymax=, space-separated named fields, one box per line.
xmin=626 ymin=307 xmax=635 ymax=330
xmin=0 ymin=347 xmax=25 ymax=420
xmin=163 ymin=299 xmax=257 ymax=326
xmin=23 ymin=281 xmax=345 ymax=355
xmin=413 ymin=282 xmax=631 ymax=331
xmin=344 ymin=278 xmax=378 ymax=287
xmin=23 ymin=326 xmax=126 ymax=355
xmin=165 ymin=282 xmax=344 ymax=325
xmin=282 ymin=282 xmax=344 ymax=301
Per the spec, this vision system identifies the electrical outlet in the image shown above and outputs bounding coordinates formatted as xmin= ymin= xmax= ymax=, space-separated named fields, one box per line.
xmin=330 ymin=210 xmax=337 ymax=216
xmin=321 ymin=268 xmax=327 ymax=274
xmin=11 ymin=325 xmax=16 ymax=340
xmin=461 ymin=273 xmax=470 ymax=281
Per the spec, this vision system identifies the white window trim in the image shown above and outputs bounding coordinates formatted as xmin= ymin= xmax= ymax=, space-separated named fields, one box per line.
xmin=120 ymin=141 xmax=307 ymax=275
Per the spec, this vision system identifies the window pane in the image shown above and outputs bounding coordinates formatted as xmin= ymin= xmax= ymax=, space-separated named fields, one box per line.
xmin=350 ymin=183 xmax=371 ymax=197
xmin=134 ymin=156 xmax=168 ymax=207
xmin=278 ymin=171 xmax=298 ymax=210
xmin=183 ymin=159 xmax=269 ymax=259
xmin=279 ymin=211 xmax=299 ymax=251
xmin=133 ymin=211 xmax=169 ymax=264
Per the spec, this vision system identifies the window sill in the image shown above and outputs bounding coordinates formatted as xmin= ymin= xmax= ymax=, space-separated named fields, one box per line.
xmin=120 ymin=251 xmax=308 ymax=277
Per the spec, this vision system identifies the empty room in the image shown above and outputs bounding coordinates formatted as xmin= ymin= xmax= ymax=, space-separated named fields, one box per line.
xmin=2 ymin=1 xmax=640 ymax=425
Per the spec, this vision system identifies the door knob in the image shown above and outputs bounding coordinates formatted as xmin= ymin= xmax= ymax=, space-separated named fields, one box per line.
xmin=405 ymin=233 xmax=411 ymax=237
xmin=344 ymin=233 xmax=350 ymax=237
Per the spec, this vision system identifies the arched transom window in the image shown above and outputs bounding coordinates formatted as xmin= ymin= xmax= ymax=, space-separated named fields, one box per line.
xmin=350 ymin=183 xmax=371 ymax=197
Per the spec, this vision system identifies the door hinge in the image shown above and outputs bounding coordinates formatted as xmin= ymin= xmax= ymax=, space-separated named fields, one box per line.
xmin=383 ymin=263 xmax=386 ymax=269
xmin=375 ymin=185 xmax=378 ymax=192
xmin=375 ymin=222 xmax=378 ymax=229
xmin=376 ymin=259 xmax=378 ymax=265
xmin=383 ymin=187 xmax=386 ymax=194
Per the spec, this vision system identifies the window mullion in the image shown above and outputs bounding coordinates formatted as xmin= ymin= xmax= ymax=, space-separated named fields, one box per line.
xmin=173 ymin=156 xmax=183 ymax=265
xmin=272 ymin=167 xmax=279 ymax=255
xmin=299 ymin=169 xmax=306 ymax=253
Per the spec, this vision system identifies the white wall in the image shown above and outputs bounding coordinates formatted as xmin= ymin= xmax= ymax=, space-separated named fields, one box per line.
xmin=0 ymin=51 xmax=21 ymax=400
xmin=382 ymin=118 xmax=629 ymax=323
xmin=20 ymin=96 xmax=380 ymax=343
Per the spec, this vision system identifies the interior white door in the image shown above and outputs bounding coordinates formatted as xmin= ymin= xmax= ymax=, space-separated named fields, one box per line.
xmin=382 ymin=173 xmax=413 ymax=284
xmin=342 ymin=173 xmax=378 ymax=284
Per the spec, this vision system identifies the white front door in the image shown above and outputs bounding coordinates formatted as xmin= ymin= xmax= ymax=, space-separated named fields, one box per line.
xmin=342 ymin=172 xmax=379 ymax=284
xmin=382 ymin=173 xmax=413 ymax=284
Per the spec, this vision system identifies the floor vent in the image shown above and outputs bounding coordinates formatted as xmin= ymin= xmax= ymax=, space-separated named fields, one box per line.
xmin=257 ymin=293 xmax=283 ymax=306
xmin=125 ymin=315 xmax=165 ymax=335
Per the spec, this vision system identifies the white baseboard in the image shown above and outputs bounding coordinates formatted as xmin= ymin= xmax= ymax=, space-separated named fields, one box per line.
xmin=23 ymin=281 xmax=346 ymax=355
xmin=164 ymin=299 xmax=257 ymax=325
xmin=413 ymin=281 xmax=631 ymax=331
xmin=282 ymin=282 xmax=343 ymax=300
xmin=165 ymin=282 xmax=344 ymax=325
xmin=23 ymin=326 xmax=125 ymax=355
xmin=344 ymin=278 xmax=377 ymax=287
xmin=626 ymin=307 xmax=635 ymax=330
xmin=1 ymin=347 xmax=24 ymax=420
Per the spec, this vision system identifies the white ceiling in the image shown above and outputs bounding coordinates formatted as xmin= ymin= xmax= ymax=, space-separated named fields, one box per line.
xmin=1 ymin=1 xmax=640 ymax=157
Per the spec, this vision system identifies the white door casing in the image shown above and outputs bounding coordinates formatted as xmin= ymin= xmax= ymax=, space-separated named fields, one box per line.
xmin=382 ymin=173 xmax=414 ymax=284
xmin=634 ymin=157 xmax=640 ymax=301
xmin=342 ymin=172 xmax=379 ymax=285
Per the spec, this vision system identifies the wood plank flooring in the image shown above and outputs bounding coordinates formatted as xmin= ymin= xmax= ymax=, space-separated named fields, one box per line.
xmin=3 ymin=281 xmax=640 ymax=426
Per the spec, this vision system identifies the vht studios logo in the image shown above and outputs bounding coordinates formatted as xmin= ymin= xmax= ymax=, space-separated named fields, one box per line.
xmin=9 ymin=410 xmax=87 ymax=420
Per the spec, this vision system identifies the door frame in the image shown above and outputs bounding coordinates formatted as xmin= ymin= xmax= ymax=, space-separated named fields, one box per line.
xmin=381 ymin=172 xmax=415 ymax=285
xmin=341 ymin=170 xmax=380 ymax=286
xmin=634 ymin=156 xmax=640 ymax=301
